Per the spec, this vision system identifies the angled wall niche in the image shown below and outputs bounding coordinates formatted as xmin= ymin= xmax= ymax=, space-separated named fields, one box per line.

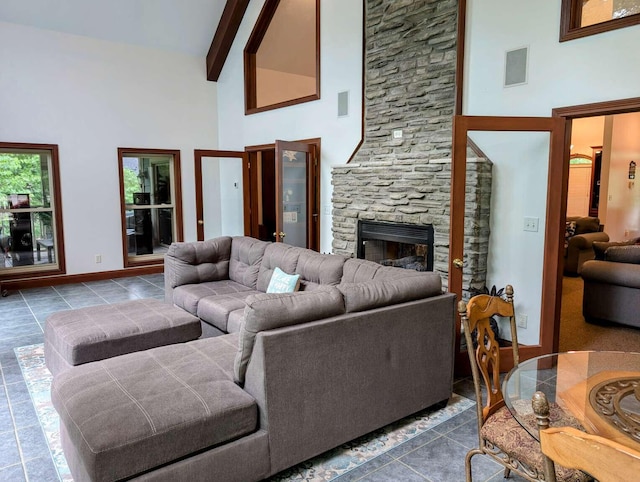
xmin=244 ymin=0 xmax=320 ymax=114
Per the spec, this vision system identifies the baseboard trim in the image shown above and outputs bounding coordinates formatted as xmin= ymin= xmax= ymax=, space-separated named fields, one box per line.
xmin=1 ymin=265 xmax=163 ymax=291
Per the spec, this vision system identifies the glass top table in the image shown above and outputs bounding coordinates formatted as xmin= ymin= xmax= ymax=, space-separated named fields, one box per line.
xmin=503 ymin=351 xmax=640 ymax=452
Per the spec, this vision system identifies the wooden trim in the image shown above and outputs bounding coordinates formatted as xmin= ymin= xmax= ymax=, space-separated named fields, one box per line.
xmin=347 ymin=0 xmax=366 ymax=164
xmin=243 ymin=0 xmax=320 ymax=115
xmin=245 ymin=94 xmax=321 ymax=116
xmin=455 ymin=0 xmax=466 ymax=116
xmin=1 ymin=265 xmax=163 ymax=291
xmin=117 ymin=148 xmax=183 ymax=268
xmin=547 ymin=97 xmax=640 ymax=352
xmin=207 ymin=0 xmax=251 ymax=82
xmin=553 ymin=97 xmax=640 ymax=118
xmin=560 ymin=0 xmax=640 ymax=42
xmin=194 ymin=153 xmax=204 ymax=240
xmin=450 ymin=115 xmax=566 ymax=374
xmin=0 ymin=142 xmax=66 ymax=279
xmin=194 ymin=149 xmax=247 ymax=241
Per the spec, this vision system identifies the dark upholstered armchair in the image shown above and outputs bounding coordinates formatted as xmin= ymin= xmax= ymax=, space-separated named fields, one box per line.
xmin=564 ymin=216 xmax=608 ymax=276
xmin=581 ymin=244 xmax=640 ymax=328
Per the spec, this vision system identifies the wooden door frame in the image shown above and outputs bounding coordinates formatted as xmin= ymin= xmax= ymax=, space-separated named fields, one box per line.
xmin=194 ymin=149 xmax=249 ymax=241
xmin=450 ymin=115 xmax=566 ymax=372
xmin=549 ymin=96 xmax=640 ymax=343
xmin=245 ymin=138 xmax=321 ymax=250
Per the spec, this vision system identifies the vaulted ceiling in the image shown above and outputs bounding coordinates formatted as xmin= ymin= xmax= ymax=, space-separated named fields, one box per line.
xmin=0 ymin=0 xmax=227 ymax=57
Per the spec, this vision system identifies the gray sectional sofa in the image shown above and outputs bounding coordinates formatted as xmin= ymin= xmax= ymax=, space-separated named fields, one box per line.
xmin=52 ymin=236 xmax=456 ymax=482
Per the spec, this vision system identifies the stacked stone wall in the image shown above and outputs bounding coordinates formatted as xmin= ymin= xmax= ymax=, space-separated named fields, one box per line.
xmin=331 ymin=0 xmax=491 ymax=289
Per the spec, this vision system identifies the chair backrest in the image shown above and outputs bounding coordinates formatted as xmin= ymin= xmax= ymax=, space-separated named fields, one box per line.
xmin=458 ymin=285 xmax=519 ymax=423
xmin=540 ymin=426 xmax=640 ymax=482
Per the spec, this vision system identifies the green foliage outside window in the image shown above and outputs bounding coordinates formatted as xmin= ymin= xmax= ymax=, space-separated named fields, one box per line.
xmin=123 ymin=167 xmax=141 ymax=204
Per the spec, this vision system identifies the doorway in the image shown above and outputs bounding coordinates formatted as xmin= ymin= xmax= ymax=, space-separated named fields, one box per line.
xmin=245 ymin=138 xmax=320 ymax=250
xmin=194 ymin=139 xmax=320 ymax=251
xmin=554 ymin=98 xmax=640 ymax=353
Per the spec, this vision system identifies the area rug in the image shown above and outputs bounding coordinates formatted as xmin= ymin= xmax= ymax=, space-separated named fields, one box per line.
xmin=16 ymin=343 xmax=474 ymax=482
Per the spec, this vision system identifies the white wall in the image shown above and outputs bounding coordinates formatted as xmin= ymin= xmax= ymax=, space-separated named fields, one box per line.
xmin=216 ymin=0 xmax=363 ymax=253
xmin=465 ymin=1 xmax=640 ymax=343
xmin=0 ymin=21 xmax=218 ymax=275
xmin=607 ymin=112 xmax=640 ymax=240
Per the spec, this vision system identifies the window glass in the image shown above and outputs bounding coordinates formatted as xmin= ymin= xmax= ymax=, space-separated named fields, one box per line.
xmin=0 ymin=146 xmax=62 ymax=275
xmin=581 ymin=0 xmax=640 ymax=27
xmin=245 ymin=0 xmax=320 ymax=114
xmin=561 ymin=0 xmax=640 ymax=40
xmin=118 ymin=150 xmax=181 ymax=266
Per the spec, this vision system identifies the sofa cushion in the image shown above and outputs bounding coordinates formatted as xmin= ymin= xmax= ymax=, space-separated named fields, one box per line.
xmin=44 ymin=299 xmax=201 ymax=377
xmin=234 ymin=286 xmax=345 ymax=384
xmin=257 ymin=243 xmax=301 ymax=292
xmin=568 ymin=216 xmax=600 ymax=235
xmin=267 ymin=267 xmax=301 ymax=293
xmin=605 ymin=245 xmax=640 ymax=264
xmin=173 ymin=280 xmax=253 ymax=315
xmin=341 ymin=258 xmax=384 ymax=283
xmin=51 ymin=335 xmax=256 ymax=482
xmin=229 ymin=236 xmax=270 ymax=289
xmin=226 ymin=309 xmax=245 ymax=334
xmin=165 ymin=236 xmax=232 ymax=288
xmin=593 ymin=238 xmax=640 ymax=260
xmin=197 ymin=290 xmax=261 ymax=331
xmin=337 ymin=273 xmax=442 ymax=313
xmin=294 ymin=250 xmax=346 ymax=289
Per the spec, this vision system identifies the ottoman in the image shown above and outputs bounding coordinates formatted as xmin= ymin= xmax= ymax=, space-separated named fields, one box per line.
xmin=45 ymin=298 xmax=202 ymax=377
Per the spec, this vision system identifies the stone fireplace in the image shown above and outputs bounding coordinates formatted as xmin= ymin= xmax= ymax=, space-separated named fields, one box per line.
xmin=331 ymin=0 xmax=491 ymax=292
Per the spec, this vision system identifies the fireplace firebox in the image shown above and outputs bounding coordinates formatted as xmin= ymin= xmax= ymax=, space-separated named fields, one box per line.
xmin=357 ymin=220 xmax=434 ymax=271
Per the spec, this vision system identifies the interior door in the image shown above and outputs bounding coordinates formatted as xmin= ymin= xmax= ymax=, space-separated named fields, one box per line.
xmin=194 ymin=150 xmax=249 ymax=241
xmin=274 ymin=140 xmax=318 ymax=249
xmin=450 ymin=115 xmax=566 ymax=373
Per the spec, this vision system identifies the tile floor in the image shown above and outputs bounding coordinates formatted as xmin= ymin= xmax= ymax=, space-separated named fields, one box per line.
xmin=0 ymin=275 xmax=526 ymax=482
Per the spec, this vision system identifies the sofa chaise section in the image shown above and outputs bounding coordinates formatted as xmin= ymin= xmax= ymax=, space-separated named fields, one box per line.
xmin=52 ymin=335 xmax=270 ymax=482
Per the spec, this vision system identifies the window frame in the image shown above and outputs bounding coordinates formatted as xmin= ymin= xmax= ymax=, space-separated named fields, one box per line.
xmin=117 ymin=148 xmax=183 ymax=267
xmin=244 ymin=0 xmax=321 ymax=115
xmin=0 ymin=142 xmax=66 ymax=279
xmin=560 ymin=0 xmax=640 ymax=41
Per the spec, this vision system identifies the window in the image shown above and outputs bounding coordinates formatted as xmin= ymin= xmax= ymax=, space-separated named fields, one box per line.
xmin=561 ymin=0 xmax=640 ymax=41
xmin=0 ymin=143 xmax=65 ymax=277
xmin=118 ymin=148 xmax=183 ymax=266
xmin=244 ymin=0 xmax=320 ymax=114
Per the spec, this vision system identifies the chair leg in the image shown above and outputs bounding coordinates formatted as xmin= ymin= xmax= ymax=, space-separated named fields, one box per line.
xmin=503 ymin=466 xmax=511 ymax=478
xmin=465 ymin=449 xmax=483 ymax=482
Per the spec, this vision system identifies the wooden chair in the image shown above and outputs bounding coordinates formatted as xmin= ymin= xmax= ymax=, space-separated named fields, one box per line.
xmin=459 ymin=286 xmax=590 ymax=482
xmin=532 ymin=391 xmax=640 ymax=482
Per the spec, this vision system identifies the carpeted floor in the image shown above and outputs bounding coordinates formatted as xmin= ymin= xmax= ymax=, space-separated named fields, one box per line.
xmin=559 ymin=276 xmax=640 ymax=352
xmin=15 ymin=343 xmax=475 ymax=482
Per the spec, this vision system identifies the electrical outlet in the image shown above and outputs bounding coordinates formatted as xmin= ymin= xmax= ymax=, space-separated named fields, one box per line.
xmin=517 ymin=313 xmax=527 ymax=329
xmin=95 ymin=254 xmax=102 ymax=264
xmin=523 ymin=216 xmax=539 ymax=232
xmin=392 ymin=129 xmax=403 ymax=139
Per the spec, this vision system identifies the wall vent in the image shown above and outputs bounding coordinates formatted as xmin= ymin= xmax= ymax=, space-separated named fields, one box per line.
xmin=505 ymin=47 xmax=528 ymax=87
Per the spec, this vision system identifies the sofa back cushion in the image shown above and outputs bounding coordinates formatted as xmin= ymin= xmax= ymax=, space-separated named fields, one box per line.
xmin=257 ymin=243 xmax=301 ymax=292
xmin=229 ymin=237 xmax=270 ymax=289
xmin=165 ymin=236 xmax=232 ymax=288
xmin=294 ymin=250 xmax=346 ymax=290
xmin=566 ymin=216 xmax=601 ymax=235
xmin=337 ymin=272 xmax=442 ymax=313
xmin=605 ymin=245 xmax=640 ymax=264
xmin=234 ymin=286 xmax=345 ymax=384
xmin=341 ymin=258 xmax=384 ymax=283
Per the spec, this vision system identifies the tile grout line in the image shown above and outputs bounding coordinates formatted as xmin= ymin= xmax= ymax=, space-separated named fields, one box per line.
xmin=0 ymin=364 xmax=30 ymax=481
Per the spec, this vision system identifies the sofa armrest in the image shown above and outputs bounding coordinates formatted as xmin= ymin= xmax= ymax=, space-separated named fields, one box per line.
xmin=581 ymin=260 xmax=640 ymax=289
xmin=164 ymin=236 xmax=233 ymax=303
xmin=567 ymin=231 xmax=609 ymax=250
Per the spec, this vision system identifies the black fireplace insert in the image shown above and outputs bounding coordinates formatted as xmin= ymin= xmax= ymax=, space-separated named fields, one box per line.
xmin=357 ymin=220 xmax=434 ymax=271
